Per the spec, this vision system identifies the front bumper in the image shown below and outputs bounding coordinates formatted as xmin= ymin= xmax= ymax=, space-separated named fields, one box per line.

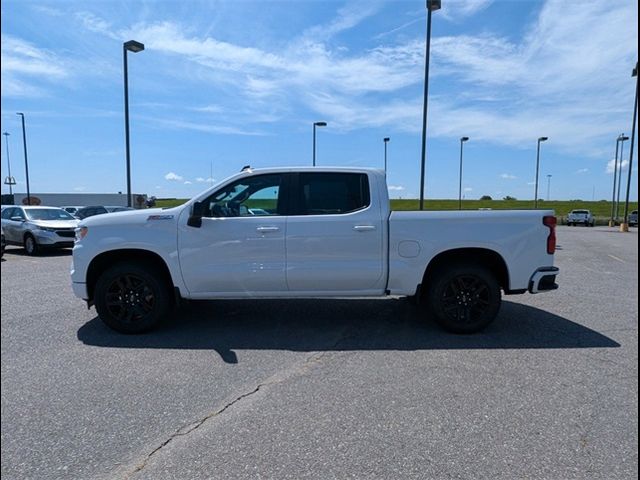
xmin=528 ymin=267 xmax=559 ymax=294
xmin=34 ymin=230 xmax=75 ymax=247
xmin=72 ymin=282 xmax=89 ymax=300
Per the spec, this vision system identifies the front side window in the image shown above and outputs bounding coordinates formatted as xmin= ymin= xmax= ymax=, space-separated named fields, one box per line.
xmin=297 ymin=173 xmax=370 ymax=215
xmin=202 ymin=174 xmax=283 ymax=218
xmin=2 ymin=208 xmax=16 ymax=219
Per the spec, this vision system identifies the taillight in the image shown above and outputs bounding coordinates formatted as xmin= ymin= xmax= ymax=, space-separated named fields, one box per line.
xmin=543 ymin=215 xmax=557 ymax=254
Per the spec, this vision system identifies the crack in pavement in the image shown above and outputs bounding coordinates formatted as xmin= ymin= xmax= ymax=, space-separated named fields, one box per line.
xmin=123 ymin=327 xmax=351 ymax=479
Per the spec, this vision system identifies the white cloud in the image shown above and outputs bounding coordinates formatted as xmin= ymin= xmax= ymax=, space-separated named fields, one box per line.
xmin=164 ymin=172 xmax=184 ymax=182
xmin=500 ymin=173 xmax=517 ymax=180
xmin=441 ymin=0 xmax=495 ymax=21
xmin=183 ymin=180 xmax=192 ymax=185
xmin=1 ymin=34 xmax=68 ymax=97
xmin=576 ymin=168 xmax=589 ymax=174
xmin=606 ymin=158 xmax=629 ymax=174
xmin=388 ymin=185 xmax=405 ymax=191
xmin=464 ymin=187 xmax=473 ymax=192
xmin=73 ymin=186 xmax=87 ymax=192
xmin=195 ymin=177 xmax=215 ymax=183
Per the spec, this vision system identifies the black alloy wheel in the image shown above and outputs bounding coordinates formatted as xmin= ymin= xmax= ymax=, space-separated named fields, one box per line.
xmin=427 ymin=264 xmax=501 ymax=333
xmin=94 ymin=262 xmax=171 ymax=333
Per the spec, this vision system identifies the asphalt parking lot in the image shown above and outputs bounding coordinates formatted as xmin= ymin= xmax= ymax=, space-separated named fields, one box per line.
xmin=1 ymin=226 xmax=638 ymax=480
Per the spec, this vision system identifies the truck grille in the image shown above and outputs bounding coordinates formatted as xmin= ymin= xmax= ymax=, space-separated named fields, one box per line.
xmin=55 ymin=230 xmax=76 ymax=238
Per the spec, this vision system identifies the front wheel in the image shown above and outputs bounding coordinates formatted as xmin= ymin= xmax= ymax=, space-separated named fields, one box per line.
xmin=24 ymin=234 xmax=39 ymax=256
xmin=425 ymin=264 xmax=501 ymax=334
xmin=94 ymin=262 xmax=172 ymax=333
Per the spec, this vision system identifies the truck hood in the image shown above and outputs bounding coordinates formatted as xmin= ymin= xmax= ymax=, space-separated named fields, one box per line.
xmin=80 ymin=207 xmax=182 ymax=227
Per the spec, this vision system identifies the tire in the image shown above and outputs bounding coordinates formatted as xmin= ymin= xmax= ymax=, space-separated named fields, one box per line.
xmin=425 ymin=263 xmax=501 ymax=334
xmin=24 ymin=234 xmax=39 ymax=256
xmin=94 ymin=262 xmax=172 ymax=334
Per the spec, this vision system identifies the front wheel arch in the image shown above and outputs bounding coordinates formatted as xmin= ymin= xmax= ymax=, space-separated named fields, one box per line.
xmin=86 ymin=249 xmax=176 ymax=304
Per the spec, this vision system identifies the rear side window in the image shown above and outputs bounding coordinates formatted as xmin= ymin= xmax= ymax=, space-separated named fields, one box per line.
xmin=297 ymin=173 xmax=370 ymax=215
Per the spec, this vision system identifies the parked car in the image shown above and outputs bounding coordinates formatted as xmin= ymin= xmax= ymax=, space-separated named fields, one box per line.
xmin=61 ymin=206 xmax=85 ymax=217
xmin=76 ymin=206 xmax=134 ymax=219
xmin=1 ymin=226 xmax=5 ymax=258
xmin=72 ymin=167 xmax=559 ymax=334
xmin=1 ymin=206 xmax=79 ymax=255
xmin=567 ymin=209 xmax=595 ymax=226
xmin=629 ymin=210 xmax=638 ymax=227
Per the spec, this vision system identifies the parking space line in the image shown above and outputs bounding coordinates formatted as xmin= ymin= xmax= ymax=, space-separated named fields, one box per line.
xmin=607 ymin=254 xmax=625 ymax=263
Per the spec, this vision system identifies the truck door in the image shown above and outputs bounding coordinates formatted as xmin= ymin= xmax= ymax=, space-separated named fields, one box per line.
xmin=178 ymin=173 xmax=290 ymax=295
xmin=285 ymin=172 xmax=385 ymax=293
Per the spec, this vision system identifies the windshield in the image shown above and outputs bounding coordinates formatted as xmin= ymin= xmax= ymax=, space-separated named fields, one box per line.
xmin=571 ymin=210 xmax=589 ymax=214
xmin=26 ymin=208 xmax=76 ymax=221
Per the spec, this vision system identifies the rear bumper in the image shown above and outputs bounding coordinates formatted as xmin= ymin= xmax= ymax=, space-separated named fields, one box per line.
xmin=528 ymin=267 xmax=559 ymax=294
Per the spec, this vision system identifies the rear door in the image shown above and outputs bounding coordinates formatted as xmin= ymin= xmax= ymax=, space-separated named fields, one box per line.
xmin=285 ymin=172 xmax=385 ymax=293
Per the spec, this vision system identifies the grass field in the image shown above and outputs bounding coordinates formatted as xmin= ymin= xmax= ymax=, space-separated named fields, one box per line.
xmin=156 ymin=197 xmax=637 ymax=225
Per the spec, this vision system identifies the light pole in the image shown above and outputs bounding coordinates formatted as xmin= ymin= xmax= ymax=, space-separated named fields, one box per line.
xmin=615 ymin=135 xmax=629 ymax=220
xmin=16 ymin=113 xmax=30 ymax=206
xmin=3 ymin=132 xmax=16 ymax=196
xmin=534 ymin=137 xmax=548 ymax=208
xmin=383 ymin=137 xmax=390 ymax=173
xmin=312 ymin=121 xmax=327 ymax=166
xmin=419 ymin=0 xmax=441 ymax=211
xmin=458 ymin=136 xmax=469 ymax=210
xmin=622 ymin=62 xmax=638 ymax=232
xmin=123 ymin=40 xmax=145 ymax=207
xmin=610 ymin=134 xmax=628 ymax=225
xmin=546 ymin=174 xmax=552 ymax=201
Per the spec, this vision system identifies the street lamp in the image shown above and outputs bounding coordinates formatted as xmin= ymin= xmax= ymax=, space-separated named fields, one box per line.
xmin=123 ymin=40 xmax=145 ymax=207
xmin=622 ymin=62 xmax=638 ymax=232
xmin=3 ymin=132 xmax=16 ymax=196
xmin=615 ymin=135 xmax=629 ymax=220
xmin=534 ymin=136 xmax=548 ymax=208
xmin=610 ymin=134 xmax=628 ymax=226
xmin=419 ymin=0 xmax=441 ymax=211
xmin=383 ymin=137 xmax=390 ymax=173
xmin=458 ymin=136 xmax=469 ymax=210
xmin=546 ymin=174 xmax=552 ymax=201
xmin=16 ymin=113 xmax=31 ymax=206
xmin=312 ymin=121 xmax=327 ymax=167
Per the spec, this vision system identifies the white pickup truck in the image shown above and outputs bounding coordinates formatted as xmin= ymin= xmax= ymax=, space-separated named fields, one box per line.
xmin=71 ymin=167 xmax=559 ymax=334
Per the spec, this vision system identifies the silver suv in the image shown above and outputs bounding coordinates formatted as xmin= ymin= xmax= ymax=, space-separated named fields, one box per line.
xmin=0 ymin=206 xmax=79 ymax=255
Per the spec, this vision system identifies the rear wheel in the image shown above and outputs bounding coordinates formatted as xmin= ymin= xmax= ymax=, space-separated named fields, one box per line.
xmin=24 ymin=234 xmax=39 ymax=256
xmin=94 ymin=262 xmax=172 ymax=333
xmin=425 ymin=263 xmax=501 ymax=334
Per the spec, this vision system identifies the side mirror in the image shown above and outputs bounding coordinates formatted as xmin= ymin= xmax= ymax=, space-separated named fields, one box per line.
xmin=11 ymin=216 xmax=24 ymax=222
xmin=187 ymin=201 xmax=204 ymax=228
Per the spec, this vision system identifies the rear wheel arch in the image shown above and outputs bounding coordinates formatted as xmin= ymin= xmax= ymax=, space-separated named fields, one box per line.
xmin=420 ymin=247 xmax=509 ymax=294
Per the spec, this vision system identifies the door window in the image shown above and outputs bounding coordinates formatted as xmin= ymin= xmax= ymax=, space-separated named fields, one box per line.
xmin=202 ymin=174 xmax=284 ymax=217
xmin=296 ymin=173 xmax=370 ymax=215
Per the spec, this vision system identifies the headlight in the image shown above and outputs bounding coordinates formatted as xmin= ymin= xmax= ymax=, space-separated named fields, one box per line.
xmin=36 ymin=226 xmax=56 ymax=232
xmin=75 ymin=226 xmax=88 ymax=242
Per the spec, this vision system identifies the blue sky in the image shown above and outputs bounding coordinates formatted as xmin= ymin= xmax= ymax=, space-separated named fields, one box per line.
xmin=1 ymin=0 xmax=638 ymax=201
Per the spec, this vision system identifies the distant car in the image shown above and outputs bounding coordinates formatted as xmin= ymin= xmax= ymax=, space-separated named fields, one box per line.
xmin=76 ymin=206 xmax=134 ymax=219
xmin=0 ymin=206 xmax=79 ymax=255
xmin=629 ymin=210 xmax=638 ymax=227
xmin=567 ymin=209 xmax=595 ymax=227
xmin=105 ymin=206 xmax=135 ymax=213
xmin=61 ymin=206 xmax=85 ymax=217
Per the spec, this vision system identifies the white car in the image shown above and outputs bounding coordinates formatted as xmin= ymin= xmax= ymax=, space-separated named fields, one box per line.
xmin=1 ymin=206 xmax=79 ymax=255
xmin=71 ymin=167 xmax=559 ymax=334
xmin=567 ymin=209 xmax=595 ymax=227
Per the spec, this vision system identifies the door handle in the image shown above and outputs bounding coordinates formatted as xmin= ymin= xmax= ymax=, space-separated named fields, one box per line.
xmin=353 ymin=225 xmax=376 ymax=231
xmin=256 ymin=226 xmax=280 ymax=233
